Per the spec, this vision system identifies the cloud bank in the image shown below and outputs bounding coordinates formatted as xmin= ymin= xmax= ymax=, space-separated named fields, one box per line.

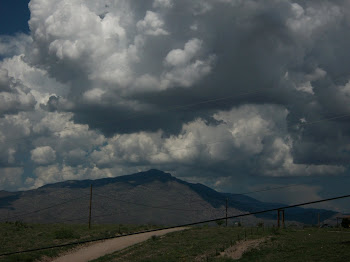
xmin=0 ymin=0 xmax=349 ymax=208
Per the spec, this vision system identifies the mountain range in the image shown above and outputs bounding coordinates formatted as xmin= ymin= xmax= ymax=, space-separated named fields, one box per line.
xmin=0 ymin=169 xmax=336 ymax=226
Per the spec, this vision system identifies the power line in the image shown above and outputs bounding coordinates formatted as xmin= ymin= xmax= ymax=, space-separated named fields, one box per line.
xmin=48 ymin=183 xmax=307 ymax=223
xmin=1 ymin=112 xmax=347 ymax=223
xmin=1 ymin=193 xmax=349 ymax=257
xmin=0 ymin=181 xmax=306 ymax=224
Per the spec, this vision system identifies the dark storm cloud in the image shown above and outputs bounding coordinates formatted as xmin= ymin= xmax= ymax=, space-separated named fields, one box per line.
xmin=61 ymin=0 xmax=297 ymax=134
xmin=30 ymin=0 xmax=350 ymax=169
xmin=1 ymin=0 xmax=350 ymax=195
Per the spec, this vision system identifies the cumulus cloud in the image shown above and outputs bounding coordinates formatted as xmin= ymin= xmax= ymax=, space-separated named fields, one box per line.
xmin=0 ymin=167 xmax=24 ymax=190
xmin=161 ymin=38 xmax=215 ymax=88
xmin=0 ymin=68 xmax=36 ymax=115
xmin=153 ymin=0 xmax=173 ymax=9
xmin=29 ymin=164 xmax=113 ymax=189
xmin=137 ymin=11 xmax=169 ymax=36
xmin=0 ymin=34 xmax=32 ymax=58
xmin=85 ymin=104 xmax=343 ymax=179
xmin=31 ymin=146 xmax=56 ymax=165
xmin=0 ymin=0 xmax=350 ymax=215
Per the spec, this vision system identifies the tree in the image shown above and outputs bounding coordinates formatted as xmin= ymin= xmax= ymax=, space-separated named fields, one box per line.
xmin=341 ymin=218 xmax=350 ymax=228
xmin=216 ymin=219 xmax=224 ymax=226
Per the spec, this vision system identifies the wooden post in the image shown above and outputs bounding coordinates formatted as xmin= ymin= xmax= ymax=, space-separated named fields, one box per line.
xmin=89 ymin=184 xmax=92 ymax=230
xmin=282 ymin=210 xmax=285 ymax=229
xmin=277 ymin=209 xmax=280 ymax=228
xmin=318 ymin=213 xmax=320 ymax=227
xmin=225 ymin=198 xmax=228 ymax=227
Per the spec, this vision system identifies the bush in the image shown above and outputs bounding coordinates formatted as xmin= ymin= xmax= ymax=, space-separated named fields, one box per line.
xmin=216 ymin=219 xmax=225 ymax=226
xmin=151 ymin=235 xmax=159 ymax=241
xmin=341 ymin=218 xmax=350 ymax=228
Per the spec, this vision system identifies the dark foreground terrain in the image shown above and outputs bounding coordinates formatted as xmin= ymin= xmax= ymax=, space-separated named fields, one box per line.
xmin=93 ymin=226 xmax=350 ymax=262
xmin=1 ymin=222 xmax=350 ymax=262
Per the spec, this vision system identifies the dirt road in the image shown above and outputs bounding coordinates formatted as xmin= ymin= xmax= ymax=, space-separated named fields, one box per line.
xmin=50 ymin=227 xmax=187 ymax=262
xmin=219 ymin=237 xmax=268 ymax=260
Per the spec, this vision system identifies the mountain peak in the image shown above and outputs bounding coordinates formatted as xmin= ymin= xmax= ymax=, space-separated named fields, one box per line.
xmin=39 ymin=169 xmax=174 ymax=189
xmin=138 ymin=169 xmax=172 ymax=177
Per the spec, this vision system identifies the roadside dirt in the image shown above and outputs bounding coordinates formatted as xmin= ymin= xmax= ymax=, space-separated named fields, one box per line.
xmin=48 ymin=227 xmax=187 ymax=262
xmin=219 ymin=237 xmax=268 ymax=260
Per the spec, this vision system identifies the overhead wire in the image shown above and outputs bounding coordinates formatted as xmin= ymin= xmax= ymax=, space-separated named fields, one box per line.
xmin=0 ymin=182 xmax=307 ymax=223
xmin=1 ymin=193 xmax=350 ymax=257
xmin=33 ymin=182 xmax=317 ymax=224
xmin=1 ymin=81 xmax=349 ymax=223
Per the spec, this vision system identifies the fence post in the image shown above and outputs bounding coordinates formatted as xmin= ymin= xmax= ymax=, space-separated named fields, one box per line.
xmin=225 ymin=198 xmax=228 ymax=227
xmin=89 ymin=184 xmax=92 ymax=230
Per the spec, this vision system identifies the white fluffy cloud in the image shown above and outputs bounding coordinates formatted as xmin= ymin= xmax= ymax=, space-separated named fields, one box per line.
xmin=0 ymin=0 xmax=349 ymax=214
xmin=153 ymin=0 xmax=173 ymax=9
xmin=0 ymin=68 xmax=36 ymax=115
xmin=286 ymin=2 xmax=342 ymax=37
xmin=0 ymin=168 xmax=24 ymax=190
xmin=161 ymin=38 xmax=215 ymax=88
xmin=29 ymin=164 xmax=113 ymax=188
xmin=86 ymin=104 xmax=343 ymax=178
xmin=31 ymin=146 xmax=56 ymax=165
xmin=137 ymin=11 xmax=169 ymax=36
xmin=0 ymin=34 xmax=32 ymax=57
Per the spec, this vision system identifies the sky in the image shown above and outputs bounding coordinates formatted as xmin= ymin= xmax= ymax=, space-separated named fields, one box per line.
xmin=0 ymin=0 xmax=350 ymax=212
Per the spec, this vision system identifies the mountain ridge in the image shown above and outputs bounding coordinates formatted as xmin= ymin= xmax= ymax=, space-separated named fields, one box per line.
xmin=0 ymin=169 xmax=336 ymax=225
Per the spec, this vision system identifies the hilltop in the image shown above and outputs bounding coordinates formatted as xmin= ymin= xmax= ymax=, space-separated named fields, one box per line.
xmin=0 ymin=169 xmax=336 ymax=225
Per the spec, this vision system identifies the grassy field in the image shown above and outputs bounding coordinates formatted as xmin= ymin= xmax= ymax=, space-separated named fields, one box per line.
xmin=92 ymin=225 xmax=270 ymax=262
xmin=0 ymin=221 xmax=158 ymax=262
xmin=239 ymin=227 xmax=350 ymax=262
xmin=1 ymin=222 xmax=350 ymax=262
xmin=92 ymin=226 xmax=350 ymax=262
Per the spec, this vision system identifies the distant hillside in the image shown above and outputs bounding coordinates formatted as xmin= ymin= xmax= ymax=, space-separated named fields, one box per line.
xmin=0 ymin=169 xmax=336 ymax=225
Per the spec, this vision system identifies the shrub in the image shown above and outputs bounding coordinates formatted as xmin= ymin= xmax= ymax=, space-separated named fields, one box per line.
xmin=216 ymin=219 xmax=225 ymax=226
xmin=341 ymin=218 xmax=350 ymax=228
xmin=151 ymin=235 xmax=159 ymax=241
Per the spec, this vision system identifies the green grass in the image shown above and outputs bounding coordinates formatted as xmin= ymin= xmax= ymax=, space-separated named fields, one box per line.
xmin=0 ymin=221 xmax=158 ymax=262
xmin=92 ymin=225 xmax=270 ymax=262
xmin=92 ymin=226 xmax=350 ymax=262
xmin=239 ymin=227 xmax=350 ymax=262
xmin=3 ymin=222 xmax=349 ymax=262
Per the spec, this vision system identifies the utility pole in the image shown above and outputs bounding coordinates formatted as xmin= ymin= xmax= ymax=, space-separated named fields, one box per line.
xmin=89 ymin=184 xmax=92 ymax=230
xmin=225 ymin=198 xmax=228 ymax=227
